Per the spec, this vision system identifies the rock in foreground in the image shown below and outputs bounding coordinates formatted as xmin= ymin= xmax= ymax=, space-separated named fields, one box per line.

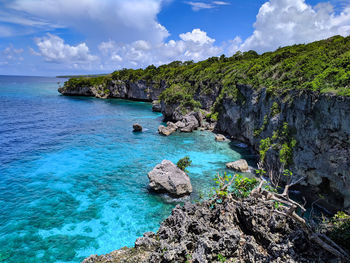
xmin=83 ymin=197 xmax=336 ymax=263
xmin=226 ymin=159 xmax=249 ymax=172
xmin=147 ymin=160 xmax=192 ymax=197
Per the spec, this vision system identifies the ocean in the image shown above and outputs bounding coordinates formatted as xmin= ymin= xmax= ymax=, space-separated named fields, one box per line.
xmin=0 ymin=75 xmax=254 ymax=263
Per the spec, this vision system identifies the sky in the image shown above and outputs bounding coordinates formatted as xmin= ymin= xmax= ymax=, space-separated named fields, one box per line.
xmin=0 ymin=0 xmax=350 ymax=76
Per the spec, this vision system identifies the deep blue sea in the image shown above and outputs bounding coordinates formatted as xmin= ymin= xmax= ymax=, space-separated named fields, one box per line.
xmin=0 ymin=75 xmax=255 ymax=263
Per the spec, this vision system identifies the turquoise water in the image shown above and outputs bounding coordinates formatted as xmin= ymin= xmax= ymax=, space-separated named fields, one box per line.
xmin=0 ymin=76 xmax=255 ymax=263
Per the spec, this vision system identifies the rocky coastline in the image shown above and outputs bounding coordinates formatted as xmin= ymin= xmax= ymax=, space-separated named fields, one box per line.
xmin=58 ymin=80 xmax=350 ymax=211
xmin=82 ymin=195 xmax=342 ymax=263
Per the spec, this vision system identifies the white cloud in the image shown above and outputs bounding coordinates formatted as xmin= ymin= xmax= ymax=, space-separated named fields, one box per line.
xmin=5 ymin=0 xmax=169 ymax=44
xmin=179 ymin=28 xmax=215 ymax=44
xmin=186 ymin=2 xmax=214 ymax=11
xmin=98 ymin=29 xmax=221 ymax=70
xmin=186 ymin=1 xmax=230 ymax=11
xmin=238 ymin=0 xmax=350 ymax=53
xmin=33 ymin=33 xmax=98 ymax=64
xmin=213 ymin=1 xmax=230 ymax=6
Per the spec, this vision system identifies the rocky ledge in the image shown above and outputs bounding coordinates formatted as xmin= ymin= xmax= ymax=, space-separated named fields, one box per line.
xmin=82 ymin=196 xmax=340 ymax=263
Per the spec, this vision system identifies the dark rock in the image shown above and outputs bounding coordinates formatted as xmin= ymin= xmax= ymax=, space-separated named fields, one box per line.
xmin=226 ymin=159 xmax=249 ymax=172
xmin=83 ymin=197 xmax=336 ymax=263
xmin=147 ymin=160 xmax=192 ymax=196
xmin=133 ymin=123 xmax=142 ymax=132
xmin=217 ymin=84 xmax=350 ymax=210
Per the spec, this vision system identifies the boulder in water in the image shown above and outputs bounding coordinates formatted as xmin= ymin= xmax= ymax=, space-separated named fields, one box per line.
xmin=148 ymin=160 xmax=192 ymax=197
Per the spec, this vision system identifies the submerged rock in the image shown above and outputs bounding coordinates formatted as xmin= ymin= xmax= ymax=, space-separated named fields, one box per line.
xmin=147 ymin=160 xmax=192 ymax=197
xmin=226 ymin=159 xmax=249 ymax=172
xmin=133 ymin=123 xmax=143 ymax=132
xmin=83 ymin=197 xmax=336 ymax=263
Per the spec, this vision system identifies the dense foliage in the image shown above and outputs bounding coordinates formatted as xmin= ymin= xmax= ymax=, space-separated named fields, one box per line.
xmin=176 ymin=156 xmax=192 ymax=173
xmin=65 ymin=35 xmax=350 ymax=101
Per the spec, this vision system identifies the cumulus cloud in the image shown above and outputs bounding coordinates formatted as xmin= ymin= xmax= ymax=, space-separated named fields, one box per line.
xmin=33 ymin=33 xmax=97 ymax=64
xmin=4 ymin=0 xmax=169 ymax=44
xmin=98 ymin=29 xmax=221 ymax=70
xmin=238 ymin=0 xmax=350 ymax=53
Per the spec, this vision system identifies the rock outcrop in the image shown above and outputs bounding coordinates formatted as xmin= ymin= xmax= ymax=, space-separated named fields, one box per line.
xmin=147 ymin=160 xmax=192 ymax=197
xmin=215 ymin=134 xmax=227 ymax=142
xmin=58 ymin=80 xmax=166 ymax=101
xmin=59 ymin=79 xmax=350 ymax=210
xmin=158 ymin=123 xmax=177 ymax=136
xmin=216 ymin=85 xmax=350 ymax=211
xmin=152 ymin=100 xmax=161 ymax=112
xmin=133 ymin=123 xmax=142 ymax=132
xmin=83 ymin=197 xmax=336 ymax=263
xmin=226 ymin=159 xmax=249 ymax=172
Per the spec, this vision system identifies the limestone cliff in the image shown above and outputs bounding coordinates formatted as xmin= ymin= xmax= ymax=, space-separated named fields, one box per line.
xmin=58 ymin=81 xmax=350 ymax=210
xmin=216 ymin=84 xmax=350 ymax=211
xmin=58 ymin=80 xmax=166 ymax=101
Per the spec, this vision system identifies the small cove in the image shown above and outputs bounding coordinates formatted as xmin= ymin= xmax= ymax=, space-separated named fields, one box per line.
xmin=0 ymin=76 xmax=256 ymax=263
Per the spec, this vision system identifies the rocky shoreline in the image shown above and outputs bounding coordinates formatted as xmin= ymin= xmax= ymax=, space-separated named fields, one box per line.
xmin=58 ymin=80 xmax=350 ymax=211
xmin=82 ymin=196 xmax=340 ymax=263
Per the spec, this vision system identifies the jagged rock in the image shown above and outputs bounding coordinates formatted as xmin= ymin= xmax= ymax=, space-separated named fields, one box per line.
xmin=147 ymin=160 xmax=192 ymax=197
xmin=217 ymin=84 xmax=350 ymax=210
xmin=180 ymin=113 xmax=200 ymax=132
xmin=83 ymin=197 xmax=336 ymax=263
xmin=226 ymin=159 xmax=249 ymax=172
xmin=215 ymin=134 xmax=227 ymax=141
xmin=152 ymin=100 xmax=161 ymax=112
xmin=158 ymin=123 xmax=177 ymax=136
xmin=175 ymin=121 xmax=185 ymax=128
xmin=133 ymin=123 xmax=142 ymax=132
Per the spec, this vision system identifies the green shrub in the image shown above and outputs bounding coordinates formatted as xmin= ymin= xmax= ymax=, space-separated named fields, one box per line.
xmin=177 ymin=156 xmax=192 ymax=173
xmin=327 ymin=211 xmax=350 ymax=251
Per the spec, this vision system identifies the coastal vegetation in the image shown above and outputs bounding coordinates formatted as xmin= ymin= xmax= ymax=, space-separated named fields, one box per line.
xmin=64 ymin=35 xmax=350 ymax=104
xmin=176 ymin=156 xmax=192 ymax=173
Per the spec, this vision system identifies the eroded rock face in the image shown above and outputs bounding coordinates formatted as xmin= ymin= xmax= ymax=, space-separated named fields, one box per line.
xmin=158 ymin=124 xmax=177 ymax=136
xmin=226 ymin=159 xmax=249 ymax=172
xmin=217 ymin=85 xmax=350 ymax=210
xmin=59 ymin=80 xmax=166 ymax=101
xmin=152 ymin=100 xmax=161 ymax=112
xmin=83 ymin=197 xmax=335 ymax=263
xmin=147 ymin=160 xmax=192 ymax=197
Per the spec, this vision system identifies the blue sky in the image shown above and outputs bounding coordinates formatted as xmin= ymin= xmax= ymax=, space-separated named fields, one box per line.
xmin=0 ymin=0 xmax=350 ymax=76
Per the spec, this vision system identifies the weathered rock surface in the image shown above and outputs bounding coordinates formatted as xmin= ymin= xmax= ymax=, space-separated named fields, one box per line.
xmin=226 ymin=159 xmax=249 ymax=172
xmin=217 ymin=85 xmax=350 ymax=211
xmin=215 ymin=134 xmax=227 ymax=142
xmin=83 ymin=197 xmax=336 ymax=263
xmin=158 ymin=123 xmax=177 ymax=136
xmin=58 ymin=80 xmax=166 ymax=101
xmin=59 ymin=79 xmax=350 ymax=210
xmin=147 ymin=160 xmax=192 ymax=197
xmin=133 ymin=123 xmax=142 ymax=132
xmin=152 ymin=100 xmax=161 ymax=112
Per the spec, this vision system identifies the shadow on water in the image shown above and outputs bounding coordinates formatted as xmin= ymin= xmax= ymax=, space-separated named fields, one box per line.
xmin=228 ymin=140 xmax=258 ymax=168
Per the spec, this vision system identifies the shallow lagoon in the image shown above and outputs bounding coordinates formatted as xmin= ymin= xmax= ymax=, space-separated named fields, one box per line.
xmin=0 ymin=76 xmax=255 ymax=262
